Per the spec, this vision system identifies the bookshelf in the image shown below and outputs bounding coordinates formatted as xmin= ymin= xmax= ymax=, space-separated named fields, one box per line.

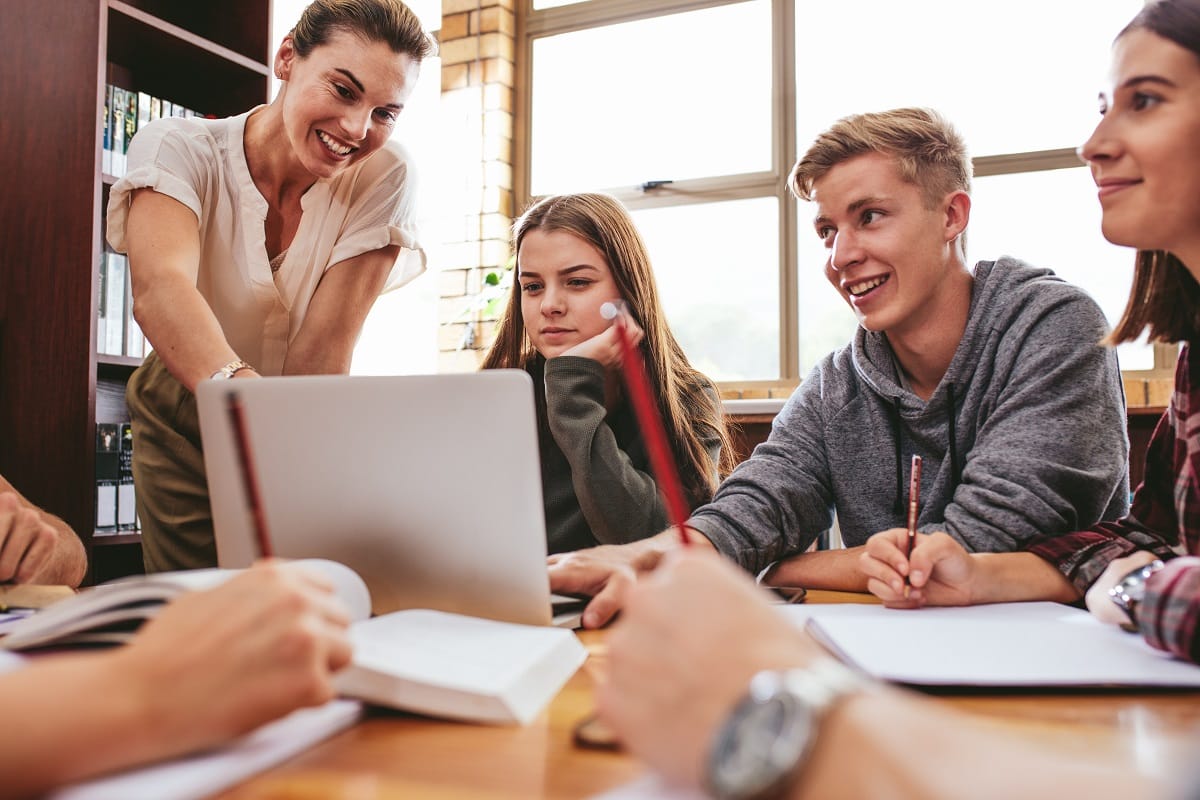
xmin=0 ymin=0 xmax=271 ymax=583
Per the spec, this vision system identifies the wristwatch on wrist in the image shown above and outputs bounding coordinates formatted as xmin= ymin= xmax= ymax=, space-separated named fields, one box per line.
xmin=1108 ymin=558 xmax=1166 ymax=631
xmin=707 ymin=659 xmax=868 ymax=800
xmin=209 ymin=358 xmax=254 ymax=381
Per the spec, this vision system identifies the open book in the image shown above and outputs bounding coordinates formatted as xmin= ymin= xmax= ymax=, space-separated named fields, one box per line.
xmin=0 ymin=559 xmax=587 ymax=725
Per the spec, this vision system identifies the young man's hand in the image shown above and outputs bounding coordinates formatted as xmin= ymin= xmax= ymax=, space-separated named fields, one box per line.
xmin=860 ymin=529 xmax=977 ymax=608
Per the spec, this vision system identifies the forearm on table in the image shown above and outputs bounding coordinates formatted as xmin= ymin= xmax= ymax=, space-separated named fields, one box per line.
xmin=967 ymin=552 xmax=1081 ymax=605
xmin=0 ymin=652 xmax=178 ymax=797
xmin=796 ymin=689 xmax=1153 ymax=800
xmin=762 ymin=547 xmax=869 ymax=592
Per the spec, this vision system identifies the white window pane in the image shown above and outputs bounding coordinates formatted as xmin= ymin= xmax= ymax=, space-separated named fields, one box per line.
xmin=631 ymin=198 xmax=779 ymax=381
xmin=533 ymin=0 xmax=580 ymax=7
xmin=531 ymin=1 xmax=772 ymax=195
xmin=795 ymin=211 xmax=860 ymax=375
xmin=794 ymin=0 xmax=1142 ymax=157
xmin=354 ymin=54 xmax=442 ymax=376
xmin=970 ymin=167 xmax=1152 ymax=370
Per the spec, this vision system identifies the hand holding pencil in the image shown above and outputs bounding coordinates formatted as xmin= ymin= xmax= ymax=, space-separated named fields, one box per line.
xmin=600 ymin=301 xmax=692 ymax=546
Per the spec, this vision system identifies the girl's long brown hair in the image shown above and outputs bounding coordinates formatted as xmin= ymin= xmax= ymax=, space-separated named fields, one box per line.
xmin=482 ymin=193 xmax=735 ymax=509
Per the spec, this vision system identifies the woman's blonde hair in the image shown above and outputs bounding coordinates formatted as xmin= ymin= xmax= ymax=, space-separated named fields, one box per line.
xmin=482 ymin=193 xmax=735 ymax=507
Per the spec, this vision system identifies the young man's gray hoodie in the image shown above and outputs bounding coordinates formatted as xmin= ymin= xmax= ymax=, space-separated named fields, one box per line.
xmin=690 ymin=257 xmax=1130 ymax=574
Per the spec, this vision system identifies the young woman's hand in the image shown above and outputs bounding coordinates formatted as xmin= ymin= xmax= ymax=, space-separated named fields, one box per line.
xmin=560 ymin=314 xmax=644 ymax=370
xmin=111 ymin=560 xmax=354 ymax=753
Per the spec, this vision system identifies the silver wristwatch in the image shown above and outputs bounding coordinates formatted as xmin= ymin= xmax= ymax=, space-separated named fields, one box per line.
xmin=1108 ymin=558 xmax=1165 ymax=630
xmin=707 ymin=659 xmax=868 ymax=800
xmin=209 ymin=358 xmax=253 ymax=380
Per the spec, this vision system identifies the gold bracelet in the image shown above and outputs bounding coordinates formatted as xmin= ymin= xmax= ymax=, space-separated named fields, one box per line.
xmin=209 ymin=358 xmax=253 ymax=380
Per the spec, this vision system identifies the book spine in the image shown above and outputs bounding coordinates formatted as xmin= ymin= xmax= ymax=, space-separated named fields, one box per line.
xmin=123 ymin=90 xmax=137 ymax=178
xmin=110 ymin=87 xmax=126 ymax=177
xmin=103 ymin=251 xmax=126 ymax=355
xmin=117 ymin=423 xmax=137 ymax=532
xmin=102 ymin=84 xmax=112 ymax=176
xmin=122 ymin=254 xmax=144 ymax=359
xmin=96 ymin=249 xmax=108 ymax=354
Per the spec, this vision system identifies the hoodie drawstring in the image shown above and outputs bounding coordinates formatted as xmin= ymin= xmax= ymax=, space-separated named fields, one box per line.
xmin=889 ymin=399 xmax=904 ymax=514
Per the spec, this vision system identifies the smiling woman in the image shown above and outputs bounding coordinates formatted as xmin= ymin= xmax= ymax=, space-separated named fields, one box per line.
xmin=482 ymin=193 xmax=735 ymax=554
xmin=104 ymin=0 xmax=437 ymax=573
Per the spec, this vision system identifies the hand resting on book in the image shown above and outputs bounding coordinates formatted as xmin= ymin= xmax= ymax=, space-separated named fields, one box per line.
xmin=0 ymin=560 xmax=354 ymax=797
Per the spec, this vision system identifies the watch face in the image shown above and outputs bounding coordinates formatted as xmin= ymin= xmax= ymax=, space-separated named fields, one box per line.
xmin=710 ymin=692 xmax=814 ymax=800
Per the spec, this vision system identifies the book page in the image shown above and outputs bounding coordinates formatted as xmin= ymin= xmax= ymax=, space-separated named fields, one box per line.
xmin=349 ymin=609 xmax=577 ymax=691
xmin=0 ymin=559 xmax=370 ymax=652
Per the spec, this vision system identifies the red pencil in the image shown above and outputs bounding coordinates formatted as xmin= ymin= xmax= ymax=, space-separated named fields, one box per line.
xmin=602 ymin=302 xmax=692 ymax=546
xmin=226 ymin=391 xmax=274 ymax=559
xmin=905 ymin=454 xmax=922 ymax=586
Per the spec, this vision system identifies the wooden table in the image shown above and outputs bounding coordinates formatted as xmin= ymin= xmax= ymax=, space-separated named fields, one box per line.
xmin=218 ymin=592 xmax=1200 ymax=799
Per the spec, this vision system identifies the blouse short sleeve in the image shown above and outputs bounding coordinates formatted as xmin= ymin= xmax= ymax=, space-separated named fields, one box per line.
xmin=325 ymin=138 xmax=426 ymax=293
xmin=106 ymin=118 xmax=211 ymax=253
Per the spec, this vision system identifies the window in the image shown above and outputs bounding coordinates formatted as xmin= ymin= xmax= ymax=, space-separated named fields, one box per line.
xmin=520 ymin=0 xmax=1156 ymax=383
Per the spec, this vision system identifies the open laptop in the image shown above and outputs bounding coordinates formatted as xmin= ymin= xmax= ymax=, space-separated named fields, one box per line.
xmin=196 ymin=371 xmax=582 ymax=628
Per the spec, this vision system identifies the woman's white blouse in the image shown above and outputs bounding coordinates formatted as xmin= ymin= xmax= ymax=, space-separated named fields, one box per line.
xmin=107 ymin=107 xmax=426 ymax=375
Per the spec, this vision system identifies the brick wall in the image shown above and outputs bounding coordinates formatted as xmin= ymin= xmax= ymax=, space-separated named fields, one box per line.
xmin=438 ymin=0 xmax=516 ymax=372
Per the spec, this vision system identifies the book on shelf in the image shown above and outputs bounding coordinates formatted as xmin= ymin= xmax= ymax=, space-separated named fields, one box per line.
xmin=94 ymin=424 xmax=120 ymax=534
xmin=101 ymin=84 xmax=201 ymax=179
xmin=96 ymin=249 xmax=144 ymax=359
xmin=101 ymin=250 xmax=126 ymax=357
xmin=109 ymin=87 xmax=126 ymax=176
xmin=122 ymin=90 xmax=137 ymax=180
xmin=95 ymin=251 xmax=107 ymax=353
xmin=116 ymin=423 xmax=137 ymax=533
xmin=122 ymin=255 xmax=145 ymax=359
xmin=102 ymin=84 xmax=112 ymax=175
xmin=0 ymin=559 xmax=587 ymax=726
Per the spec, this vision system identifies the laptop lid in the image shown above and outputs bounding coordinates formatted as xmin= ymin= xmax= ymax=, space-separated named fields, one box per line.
xmin=196 ymin=371 xmax=554 ymax=626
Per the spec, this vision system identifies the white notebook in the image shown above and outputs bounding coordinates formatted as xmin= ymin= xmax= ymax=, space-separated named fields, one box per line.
xmin=51 ymin=700 xmax=362 ymax=800
xmin=781 ymin=602 xmax=1200 ymax=688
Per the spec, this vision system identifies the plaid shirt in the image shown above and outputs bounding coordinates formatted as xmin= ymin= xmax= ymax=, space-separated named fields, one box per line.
xmin=1026 ymin=345 xmax=1198 ymax=662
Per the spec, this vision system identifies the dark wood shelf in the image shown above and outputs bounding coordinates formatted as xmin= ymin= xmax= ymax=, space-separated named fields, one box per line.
xmin=109 ymin=0 xmax=270 ymax=65
xmin=92 ymin=532 xmax=142 ymax=546
xmin=97 ymin=353 xmax=142 ymax=369
xmin=107 ymin=1 xmax=269 ymax=118
xmin=0 ymin=0 xmax=269 ymax=586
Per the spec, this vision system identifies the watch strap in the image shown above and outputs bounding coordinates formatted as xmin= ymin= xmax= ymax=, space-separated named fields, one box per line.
xmin=1108 ymin=558 xmax=1165 ymax=629
xmin=209 ymin=358 xmax=254 ymax=381
xmin=708 ymin=659 xmax=870 ymax=800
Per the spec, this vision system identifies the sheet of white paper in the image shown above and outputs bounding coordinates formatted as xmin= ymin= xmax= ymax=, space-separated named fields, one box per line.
xmin=51 ymin=699 xmax=362 ymax=800
xmin=777 ymin=602 xmax=1200 ymax=687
